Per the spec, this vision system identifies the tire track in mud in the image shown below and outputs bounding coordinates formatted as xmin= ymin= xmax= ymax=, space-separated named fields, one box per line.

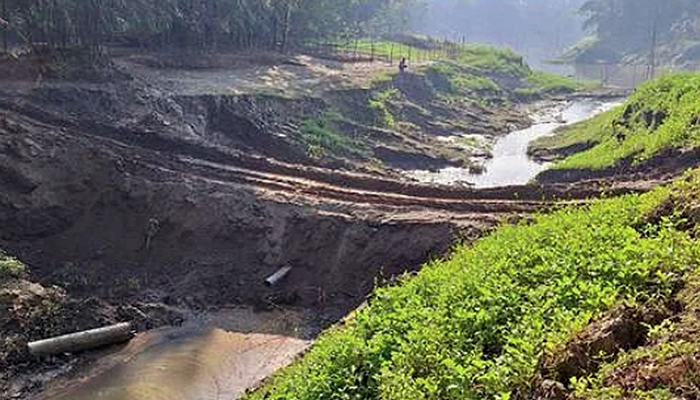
xmin=0 ymin=102 xmax=648 ymax=225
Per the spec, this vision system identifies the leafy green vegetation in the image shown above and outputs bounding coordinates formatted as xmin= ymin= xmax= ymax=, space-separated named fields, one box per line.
xmin=369 ymin=88 xmax=399 ymax=127
xmin=0 ymin=251 xmax=25 ymax=281
xmin=300 ymin=113 xmax=367 ymax=159
xmin=425 ymin=51 xmax=582 ymax=103
xmin=426 ymin=61 xmax=500 ymax=96
xmin=568 ymin=180 xmax=700 ymax=400
xmin=541 ymin=73 xmax=700 ymax=170
xmin=1 ymin=0 xmax=417 ymax=54
xmin=247 ymin=175 xmax=700 ymax=400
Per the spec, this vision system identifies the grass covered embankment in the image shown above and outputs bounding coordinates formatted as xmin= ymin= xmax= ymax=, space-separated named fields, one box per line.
xmin=248 ymin=169 xmax=700 ymax=399
xmin=304 ymin=38 xmax=586 ymax=168
xmin=422 ymin=44 xmax=585 ymax=102
xmin=530 ymin=73 xmax=700 ymax=172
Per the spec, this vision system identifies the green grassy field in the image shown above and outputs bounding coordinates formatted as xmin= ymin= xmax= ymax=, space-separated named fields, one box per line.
xmin=246 ymin=169 xmax=700 ymax=400
xmin=531 ymin=73 xmax=700 ymax=170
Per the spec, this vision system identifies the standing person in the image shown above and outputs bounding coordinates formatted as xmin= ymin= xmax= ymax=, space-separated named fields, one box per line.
xmin=399 ymin=57 xmax=408 ymax=74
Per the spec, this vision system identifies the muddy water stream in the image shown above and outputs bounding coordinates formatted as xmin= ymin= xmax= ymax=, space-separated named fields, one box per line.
xmin=37 ymin=309 xmax=311 ymax=400
xmin=407 ymin=99 xmax=623 ymax=188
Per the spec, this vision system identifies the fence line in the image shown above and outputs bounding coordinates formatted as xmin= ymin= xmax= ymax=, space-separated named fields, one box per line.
xmin=299 ymin=39 xmax=463 ymax=65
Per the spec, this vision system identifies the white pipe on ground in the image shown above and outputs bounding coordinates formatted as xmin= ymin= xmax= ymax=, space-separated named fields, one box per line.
xmin=265 ymin=265 xmax=292 ymax=287
xmin=28 ymin=322 xmax=134 ymax=356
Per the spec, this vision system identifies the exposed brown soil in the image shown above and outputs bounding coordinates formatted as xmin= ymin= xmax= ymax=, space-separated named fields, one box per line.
xmin=570 ymin=277 xmax=700 ymax=400
xmin=540 ymin=301 xmax=677 ymax=386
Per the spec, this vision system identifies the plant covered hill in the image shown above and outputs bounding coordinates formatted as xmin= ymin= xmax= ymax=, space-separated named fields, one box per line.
xmin=287 ymin=38 xmax=585 ymax=172
xmin=566 ymin=0 xmax=700 ymax=67
xmin=423 ymin=43 xmax=582 ymax=101
xmin=529 ymin=73 xmax=700 ymax=176
xmin=246 ymin=166 xmax=700 ymax=400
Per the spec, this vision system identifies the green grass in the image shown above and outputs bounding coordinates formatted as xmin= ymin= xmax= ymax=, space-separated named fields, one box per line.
xmin=327 ymin=38 xmax=581 ymax=104
xmin=529 ymin=108 xmax=620 ymax=159
xmin=0 ymin=251 xmax=26 ymax=281
xmin=319 ymin=39 xmax=442 ymax=63
xmin=426 ymin=61 xmax=500 ymax=97
xmin=425 ymin=59 xmax=581 ymax=103
xmin=369 ymin=88 xmax=399 ymax=127
xmin=300 ymin=113 xmax=367 ymax=159
xmin=354 ymin=39 xmax=436 ymax=61
xmin=516 ymin=71 xmax=582 ymax=98
xmin=544 ymin=73 xmax=700 ymax=170
xmin=569 ymin=171 xmax=700 ymax=400
xmin=247 ymin=176 xmax=700 ymax=400
xmin=453 ymin=44 xmax=530 ymax=77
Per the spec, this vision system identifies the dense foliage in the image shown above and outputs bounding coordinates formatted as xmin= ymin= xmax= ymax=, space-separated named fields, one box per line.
xmin=247 ymin=178 xmax=699 ymax=399
xmin=533 ymin=73 xmax=700 ymax=170
xmin=0 ymin=0 xmax=420 ymax=53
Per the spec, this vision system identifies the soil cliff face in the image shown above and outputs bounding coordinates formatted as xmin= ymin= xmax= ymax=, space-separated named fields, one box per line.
xmin=0 ymin=106 xmax=457 ymax=314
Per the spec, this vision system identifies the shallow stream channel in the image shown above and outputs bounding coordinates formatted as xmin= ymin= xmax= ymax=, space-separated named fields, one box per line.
xmin=406 ymin=98 xmax=623 ymax=187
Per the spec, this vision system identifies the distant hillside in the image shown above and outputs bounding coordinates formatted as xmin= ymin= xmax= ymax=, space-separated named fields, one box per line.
xmin=566 ymin=0 xmax=700 ymax=67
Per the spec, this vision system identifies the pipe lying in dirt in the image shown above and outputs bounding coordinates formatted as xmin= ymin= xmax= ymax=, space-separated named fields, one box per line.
xmin=265 ymin=265 xmax=292 ymax=287
xmin=28 ymin=322 xmax=134 ymax=356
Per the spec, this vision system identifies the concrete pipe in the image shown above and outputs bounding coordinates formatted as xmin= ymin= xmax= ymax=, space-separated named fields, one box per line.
xmin=28 ymin=322 xmax=134 ymax=356
xmin=265 ymin=265 xmax=292 ymax=286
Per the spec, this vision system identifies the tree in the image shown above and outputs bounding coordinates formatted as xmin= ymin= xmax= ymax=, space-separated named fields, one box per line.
xmin=0 ymin=0 xmax=421 ymax=54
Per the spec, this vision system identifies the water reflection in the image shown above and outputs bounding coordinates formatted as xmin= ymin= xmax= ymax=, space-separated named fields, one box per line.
xmin=406 ymin=99 xmax=622 ymax=188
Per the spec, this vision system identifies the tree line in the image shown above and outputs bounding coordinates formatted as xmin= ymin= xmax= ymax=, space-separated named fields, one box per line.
xmin=0 ymin=0 xmax=421 ymax=54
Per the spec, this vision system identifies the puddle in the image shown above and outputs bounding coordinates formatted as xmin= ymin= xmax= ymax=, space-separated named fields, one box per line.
xmin=36 ymin=309 xmax=311 ymax=400
xmin=406 ymin=99 xmax=623 ymax=188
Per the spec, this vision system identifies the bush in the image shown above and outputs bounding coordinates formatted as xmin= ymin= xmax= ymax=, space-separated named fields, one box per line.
xmin=0 ymin=252 xmax=26 ymax=281
xmin=368 ymin=88 xmax=399 ymax=127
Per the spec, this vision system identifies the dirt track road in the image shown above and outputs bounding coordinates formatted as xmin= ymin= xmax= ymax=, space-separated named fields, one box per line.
xmin=0 ymin=101 xmax=659 ymax=231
